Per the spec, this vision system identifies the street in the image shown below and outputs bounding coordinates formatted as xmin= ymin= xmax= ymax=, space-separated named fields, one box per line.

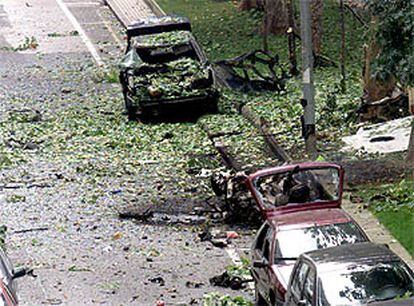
xmin=0 ymin=1 xmax=253 ymax=304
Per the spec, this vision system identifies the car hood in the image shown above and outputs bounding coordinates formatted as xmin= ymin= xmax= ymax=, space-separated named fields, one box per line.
xmin=272 ymin=263 xmax=295 ymax=289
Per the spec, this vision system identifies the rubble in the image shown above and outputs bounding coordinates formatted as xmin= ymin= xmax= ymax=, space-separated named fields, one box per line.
xmin=342 ymin=116 xmax=413 ymax=154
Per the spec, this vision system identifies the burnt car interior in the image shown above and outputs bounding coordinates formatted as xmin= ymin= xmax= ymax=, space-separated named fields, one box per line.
xmin=253 ymin=166 xmax=340 ymax=208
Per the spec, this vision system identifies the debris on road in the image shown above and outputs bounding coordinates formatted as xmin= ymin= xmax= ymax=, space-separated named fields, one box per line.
xmin=342 ymin=116 xmax=413 ymax=154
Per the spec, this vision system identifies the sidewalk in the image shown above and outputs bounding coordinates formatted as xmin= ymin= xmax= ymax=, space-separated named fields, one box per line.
xmin=343 ymin=199 xmax=414 ymax=270
xmin=105 ymin=0 xmax=154 ymax=27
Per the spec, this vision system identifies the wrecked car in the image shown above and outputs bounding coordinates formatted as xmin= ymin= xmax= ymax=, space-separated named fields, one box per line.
xmin=251 ymin=208 xmax=369 ymax=306
xmin=119 ymin=15 xmax=218 ymax=120
xmin=284 ymin=243 xmax=414 ymax=305
xmin=212 ymin=162 xmax=345 ymax=223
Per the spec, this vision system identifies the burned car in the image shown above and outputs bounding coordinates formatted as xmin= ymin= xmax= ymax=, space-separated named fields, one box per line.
xmin=212 ymin=162 xmax=344 ymax=223
xmin=284 ymin=243 xmax=414 ymax=305
xmin=251 ymin=208 xmax=369 ymax=306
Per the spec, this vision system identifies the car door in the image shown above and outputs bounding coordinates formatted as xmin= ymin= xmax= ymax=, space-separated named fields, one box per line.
xmin=251 ymin=222 xmax=273 ymax=302
xmin=285 ymin=260 xmax=311 ymax=305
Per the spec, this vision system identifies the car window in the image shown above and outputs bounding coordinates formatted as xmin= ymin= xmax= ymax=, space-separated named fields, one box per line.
xmin=293 ymin=262 xmax=310 ymax=296
xmin=276 ymin=222 xmax=367 ymax=259
xmin=263 ymin=240 xmax=271 ymax=261
xmin=253 ymin=167 xmax=340 ymax=208
xmin=303 ymin=267 xmax=315 ymax=305
xmin=254 ymin=223 xmax=269 ymax=251
xmin=318 ymin=261 xmax=414 ymax=305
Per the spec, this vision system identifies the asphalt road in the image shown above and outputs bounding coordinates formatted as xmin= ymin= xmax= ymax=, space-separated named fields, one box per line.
xmin=0 ymin=1 xmax=254 ymax=305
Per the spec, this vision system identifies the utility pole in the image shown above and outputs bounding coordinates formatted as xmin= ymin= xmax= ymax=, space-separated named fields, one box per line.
xmin=299 ymin=0 xmax=317 ymax=159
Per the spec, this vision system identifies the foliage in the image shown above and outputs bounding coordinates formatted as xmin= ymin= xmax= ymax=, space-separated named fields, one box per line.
xmin=158 ymin=0 xmax=365 ymax=157
xmin=0 ymin=69 xmax=220 ymax=207
xmin=226 ymin=257 xmax=251 ymax=278
xmin=135 ymin=30 xmax=192 ymax=48
xmin=129 ymin=58 xmax=211 ymax=103
xmin=131 ymin=58 xmax=213 ymax=103
xmin=368 ymin=0 xmax=414 ymax=86
xmin=357 ymin=180 xmax=414 ymax=256
xmin=1 ymin=36 xmax=38 ymax=52
xmin=203 ymin=292 xmax=253 ymax=306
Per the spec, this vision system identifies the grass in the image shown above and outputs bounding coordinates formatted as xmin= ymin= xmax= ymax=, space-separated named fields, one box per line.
xmin=357 ymin=180 xmax=414 ymax=257
xmin=157 ymin=0 xmax=365 ymax=67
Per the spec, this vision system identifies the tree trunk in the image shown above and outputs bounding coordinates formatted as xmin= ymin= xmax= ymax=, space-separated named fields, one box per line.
xmin=407 ymin=122 xmax=414 ymax=165
xmin=264 ymin=0 xmax=289 ymax=35
xmin=238 ymin=0 xmax=264 ymax=11
xmin=407 ymin=88 xmax=414 ymax=165
xmin=363 ymin=18 xmax=396 ymax=102
xmin=310 ymin=0 xmax=323 ymax=56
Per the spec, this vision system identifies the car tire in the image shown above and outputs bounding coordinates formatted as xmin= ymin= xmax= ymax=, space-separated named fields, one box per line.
xmin=255 ymin=283 xmax=267 ymax=306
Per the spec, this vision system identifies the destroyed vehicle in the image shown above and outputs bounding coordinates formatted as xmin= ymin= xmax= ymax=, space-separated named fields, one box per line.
xmin=284 ymin=243 xmax=414 ymax=305
xmin=214 ymin=50 xmax=288 ymax=92
xmin=251 ymin=208 xmax=369 ymax=306
xmin=127 ymin=16 xmax=195 ymax=64
xmin=120 ymin=16 xmax=218 ymax=120
xmin=246 ymin=162 xmax=344 ymax=220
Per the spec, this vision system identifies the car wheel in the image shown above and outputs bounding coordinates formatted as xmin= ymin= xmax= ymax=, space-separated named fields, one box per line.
xmin=255 ymin=283 xmax=267 ymax=306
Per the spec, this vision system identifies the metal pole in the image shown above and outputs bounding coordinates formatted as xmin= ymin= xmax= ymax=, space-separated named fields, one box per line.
xmin=299 ymin=0 xmax=317 ymax=159
xmin=340 ymin=0 xmax=346 ymax=93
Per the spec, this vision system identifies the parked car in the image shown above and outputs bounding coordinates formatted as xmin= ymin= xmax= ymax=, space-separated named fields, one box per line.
xmin=246 ymin=162 xmax=344 ymax=220
xmin=251 ymin=208 xmax=369 ymax=306
xmin=284 ymin=242 xmax=414 ymax=305
xmin=0 ymin=248 xmax=31 ymax=305
xmin=0 ymin=278 xmax=16 ymax=306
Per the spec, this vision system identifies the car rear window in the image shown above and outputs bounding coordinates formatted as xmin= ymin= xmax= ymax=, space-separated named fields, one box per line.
xmin=254 ymin=167 xmax=340 ymax=208
xmin=318 ymin=261 xmax=414 ymax=305
xmin=275 ymin=222 xmax=367 ymax=259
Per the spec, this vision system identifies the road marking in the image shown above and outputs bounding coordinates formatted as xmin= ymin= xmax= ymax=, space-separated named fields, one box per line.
xmin=55 ymin=0 xmax=105 ymax=66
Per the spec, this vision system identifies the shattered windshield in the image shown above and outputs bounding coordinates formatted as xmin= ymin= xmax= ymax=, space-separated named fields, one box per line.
xmin=275 ymin=222 xmax=367 ymax=259
xmin=254 ymin=167 xmax=340 ymax=208
xmin=318 ymin=262 xmax=414 ymax=305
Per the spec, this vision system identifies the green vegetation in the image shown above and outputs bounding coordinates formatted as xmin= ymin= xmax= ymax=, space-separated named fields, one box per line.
xmin=357 ymin=180 xmax=414 ymax=256
xmin=203 ymin=292 xmax=253 ymax=306
xmin=0 ymin=70 xmax=220 ymax=207
xmin=369 ymin=0 xmax=414 ymax=85
xmin=130 ymin=58 xmax=213 ymax=103
xmin=134 ymin=30 xmax=192 ymax=48
xmin=158 ymin=0 xmax=365 ymax=157
xmin=1 ymin=36 xmax=38 ymax=52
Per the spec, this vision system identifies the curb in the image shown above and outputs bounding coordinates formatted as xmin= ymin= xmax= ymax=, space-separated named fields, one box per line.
xmin=143 ymin=0 xmax=165 ymax=17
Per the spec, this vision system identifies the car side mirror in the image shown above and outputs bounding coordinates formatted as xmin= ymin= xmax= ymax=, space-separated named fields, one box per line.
xmin=253 ymin=260 xmax=267 ymax=268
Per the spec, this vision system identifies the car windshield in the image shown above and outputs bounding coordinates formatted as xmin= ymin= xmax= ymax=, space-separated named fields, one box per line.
xmin=275 ymin=222 xmax=366 ymax=259
xmin=318 ymin=261 xmax=414 ymax=305
xmin=254 ymin=167 xmax=340 ymax=208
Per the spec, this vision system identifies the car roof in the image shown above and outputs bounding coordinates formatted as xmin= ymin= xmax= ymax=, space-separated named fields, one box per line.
xmin=268 ymin=208 xmax=353 ymax=231
xmin=302 ymin=242 xmax=402 ymax=272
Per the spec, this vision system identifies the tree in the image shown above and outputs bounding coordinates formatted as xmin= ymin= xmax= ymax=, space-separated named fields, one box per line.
xmin=310 ymin=0 xmax=323 ymax=56
xmin=367 ymin=0 xmax=414 ymax=162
